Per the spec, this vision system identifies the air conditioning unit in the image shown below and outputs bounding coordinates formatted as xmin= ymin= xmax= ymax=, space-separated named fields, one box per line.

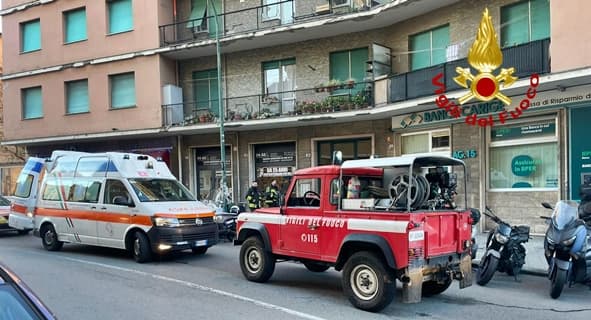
xmin=162 ymin=85 xmax=183 ymax=126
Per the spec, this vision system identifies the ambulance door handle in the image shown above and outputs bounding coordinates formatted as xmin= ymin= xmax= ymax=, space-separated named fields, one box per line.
xmin=91 ymin=206 xmax=97 ymax=209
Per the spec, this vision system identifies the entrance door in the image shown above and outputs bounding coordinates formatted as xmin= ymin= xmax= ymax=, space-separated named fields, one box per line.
xmin=98 ymin=179 xmax=133 ymax=248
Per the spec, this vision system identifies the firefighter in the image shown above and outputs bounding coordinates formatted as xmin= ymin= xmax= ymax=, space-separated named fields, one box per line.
xmin=264 ymin=179 xmax=280 ymax=207
xmin=245 ymin=181 xmax=261 ymax=212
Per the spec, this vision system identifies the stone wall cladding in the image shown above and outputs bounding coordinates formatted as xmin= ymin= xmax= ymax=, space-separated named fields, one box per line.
xmin=487 ymin=191 xmax=558 ymax=235
xmin=452 ymin=122 xmax=482 ymax=210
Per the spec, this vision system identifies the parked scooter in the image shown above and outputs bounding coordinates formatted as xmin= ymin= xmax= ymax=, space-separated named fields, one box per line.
xmin=476 ymin=206 xmax=530 ymax=285
xmin=540 ymin=201 xmax=591 ymax=299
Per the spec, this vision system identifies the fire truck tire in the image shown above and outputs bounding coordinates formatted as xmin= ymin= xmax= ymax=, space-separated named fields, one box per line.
xmin=304 ymin=262 xmax=330 ymax=272
xmin=342 ymin=251 xmax=395 ymax=312
xmin=240 ymin=236 xmax=276 ymax=283
xmin=131 ymin=231 xmax=153 ymax=263
xmin=40 ymin=224 xmax=63 ymax=252
xmin=422 ymin=277 xmax=452 ymax=297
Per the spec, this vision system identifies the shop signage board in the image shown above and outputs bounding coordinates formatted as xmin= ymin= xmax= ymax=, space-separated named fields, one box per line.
xmin=511 ymin=155 xmax=540 ymax=176
xmin=392 ymin=84 xmax=591 ymax=130
xmin=491 ymin=122 xmax=555 ymax=141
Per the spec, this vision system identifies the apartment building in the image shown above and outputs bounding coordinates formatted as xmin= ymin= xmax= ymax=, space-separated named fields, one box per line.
xmin=0 ymin=33 xmax=26 ymax=195
xmin=2 ymin=0 xmax=590 ymax=231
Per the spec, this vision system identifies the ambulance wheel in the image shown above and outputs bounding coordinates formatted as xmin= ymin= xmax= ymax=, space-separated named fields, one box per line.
xmin=240 ymin=236 xmax=275 ymax=283
xmin=342 ymin=251 xmax=395 ymax=312
xmin=132 ymin=231 xmax=153 ymax=263
xmin=192 ymin=247 xmax=208 ymax=255
xmin=41 ymin=224 xmax=63 ymax=251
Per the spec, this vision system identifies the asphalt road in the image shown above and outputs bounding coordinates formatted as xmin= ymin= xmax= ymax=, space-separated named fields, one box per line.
xmin=0 ymin=232 xmax=590 ymax=320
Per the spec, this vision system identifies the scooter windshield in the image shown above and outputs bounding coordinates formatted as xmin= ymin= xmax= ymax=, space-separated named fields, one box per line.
xmin=551 ymin=200 xmax=578 ymax=230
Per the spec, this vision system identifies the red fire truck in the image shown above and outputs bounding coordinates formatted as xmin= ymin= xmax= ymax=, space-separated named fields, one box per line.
xmin=235 ymin=155 xmax=474 ymax=312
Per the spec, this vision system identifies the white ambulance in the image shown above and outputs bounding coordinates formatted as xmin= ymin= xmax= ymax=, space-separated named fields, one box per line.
xmin=8 ymin=150 xmax=218 ymax=263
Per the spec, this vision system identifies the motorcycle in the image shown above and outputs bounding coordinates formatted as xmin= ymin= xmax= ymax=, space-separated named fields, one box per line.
xmin=214 ymin=205 xmax=240 ymax=242
xmin=540 ymin=201 xmax=591 ymax=299
xmin=476 ymin=206 xmax=530 ymax=286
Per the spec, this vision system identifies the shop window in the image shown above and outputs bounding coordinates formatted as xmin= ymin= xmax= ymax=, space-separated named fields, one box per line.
xmin=110 ymin=72 xmax=136 ymax=109
xmin=21 ymin=19 xmax=41 ymax=53
xmin=22 ymin=86 xmax=43 ymax=119
xmin=409 ymin=25 xmax=449 ymax=71
xmin=401 ymin=129 xmax=450 ymax=155
xmin=66 ymin=79 xmax=89 ymax=114
xmin=500 ymin=0 xmax=550 ymax=48
xmin=317 ymin=138 xmax=372 ymax=165
xmin=108 ymin=0 xmax=133 ymax=34
xmin=64 ymin=8 xmax=87 ymax=43
xmin=489 ymin=120 xmax=558 ymax=190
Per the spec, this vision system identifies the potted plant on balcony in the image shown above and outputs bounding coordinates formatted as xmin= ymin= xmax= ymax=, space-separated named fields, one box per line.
xmin=351 ymin=92 xmax=368 ymax=109
xmin=345 ymin=78 xmax=356 ymax=89
xmin=325 ymin=79 xmax=342 ymax=93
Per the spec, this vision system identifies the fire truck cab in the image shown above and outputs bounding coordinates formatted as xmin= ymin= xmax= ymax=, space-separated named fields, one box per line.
xmin=235 ymin=155 xmax=473 ymax=312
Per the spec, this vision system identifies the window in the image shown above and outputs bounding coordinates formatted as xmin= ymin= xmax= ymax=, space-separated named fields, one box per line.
xmin=193 ymin=69 xmax=219 ymax=116
xmin=185 ymin=0 xmax=221 ymax=38
xmin=14 ymin=174 xmax=34 ymax=198
xmin=104 ymin=180 xmax=130 ymax=204
xmin=21 ymin=19 xmax=41 ymax=52
xmin=108 ymin=0 xmax=133 ymax=34
xmin=287 ymin=178 xmax=321 ymax=207
xmin=489 ymin=120 xmax=558 ymax=189
xmin=66 ymin=80 xmax=89 ymax=114
xmin=110 ymin=73 xmax=136 ymax=109
xmin=401 ymin=129 xmax=450 ymax=155
xmin=64 ymin=8 xmax=87 ymax=43
xmin=409 ymin=25 xmax=449 ymax=71
xmin=501 ymin=0 xmax=550 ymax=47
xmin=332 ymin=0 xmax=350 ymax=7
xmin=329 ymin=47 xmax=368 ymax=95
xmin=68 ymin=179 xmax=102 ymax=203
xmin=262 ymin=58 xmax=296 ymax=114
xmin=317 ymin=138 xmax=371 ymax=165
xmin=42 ymin=178 xmax=69 ymax=201
xmin=22 ymin=87 xmax=43 ymax=119
xmin=262 ymin=0 xmax=293 ymax=23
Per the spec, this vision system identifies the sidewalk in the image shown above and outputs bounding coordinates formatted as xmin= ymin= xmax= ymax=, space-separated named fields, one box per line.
xmin=473 ymin=232 xmax=548 ymax=276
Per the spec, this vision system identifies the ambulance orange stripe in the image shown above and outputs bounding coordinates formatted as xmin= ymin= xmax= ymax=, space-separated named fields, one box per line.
xmin=11 ymin=203 xmax=27 ymax=213
xmin=35 ymin=208 xmax=152 ymax=226
xmin=154 ymin=212 xmax=214 ymax=218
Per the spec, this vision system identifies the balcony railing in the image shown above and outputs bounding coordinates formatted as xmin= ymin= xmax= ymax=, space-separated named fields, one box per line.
xmin=389 ymin=38 xmax=551 ymax=103
xmin=161 ymin=81 xmax=373 ymax=127
xmin=159 ymin=0 xmax=390 ymax=46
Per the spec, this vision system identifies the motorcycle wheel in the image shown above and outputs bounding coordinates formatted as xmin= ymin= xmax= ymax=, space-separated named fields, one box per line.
xmin=550 ymin=268 xmax=567 ymax=299
xmin=476 ymin=255 xmax=499 ymax=286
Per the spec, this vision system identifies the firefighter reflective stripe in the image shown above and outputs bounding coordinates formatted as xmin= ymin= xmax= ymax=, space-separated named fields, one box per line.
xmin=237 ymin=213 xmax=408 ymax=233
xmin=347 ymin=219 xmax=408 ymax=233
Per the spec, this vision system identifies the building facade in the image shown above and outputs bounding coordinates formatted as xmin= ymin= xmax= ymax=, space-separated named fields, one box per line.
xmin=2 ymin=0 xmax=591 ymax=232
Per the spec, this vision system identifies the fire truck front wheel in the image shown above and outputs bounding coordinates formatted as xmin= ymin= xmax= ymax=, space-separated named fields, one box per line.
xmin=240 ymin=236 xmax=276 ymax=283
xmin=342 ymin=251 xmax=395 ymax=312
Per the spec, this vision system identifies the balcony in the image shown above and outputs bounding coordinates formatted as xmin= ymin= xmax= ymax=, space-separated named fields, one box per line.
xmin=389 ymin=39 xmax=551 ymax=102
xmin=161 ymin=81 xmax=373 ymax=127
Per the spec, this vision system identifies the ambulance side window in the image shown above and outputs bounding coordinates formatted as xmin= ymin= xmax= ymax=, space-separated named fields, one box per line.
xmin=67 ymin=179 xmax=102 ymax=203
xmin=104 ymin=180 xmax=131 ymax=205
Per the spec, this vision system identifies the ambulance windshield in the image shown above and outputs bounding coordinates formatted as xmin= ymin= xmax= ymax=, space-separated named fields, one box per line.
xmin=129 ymin=179 xmax=196 ymax=202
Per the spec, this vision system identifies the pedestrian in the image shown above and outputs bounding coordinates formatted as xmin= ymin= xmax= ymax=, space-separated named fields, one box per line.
xmin=264 ymin=179 xmax=280 ymax=207
xmin=245 ymin=181 xmax=261 ymax=212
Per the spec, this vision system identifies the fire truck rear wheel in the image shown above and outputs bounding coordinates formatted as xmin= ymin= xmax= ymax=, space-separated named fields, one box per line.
xmin=240 ymin=236 xmax=276 ymax=283
xmin=342 ymin=251 xmax=395 ymax=312
xmin=41 ymin=224 xmax=63 ymax=252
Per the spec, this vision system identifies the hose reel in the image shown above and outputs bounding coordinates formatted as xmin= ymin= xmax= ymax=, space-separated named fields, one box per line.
xmin=388 ymin=174 xmax=430 ymax=210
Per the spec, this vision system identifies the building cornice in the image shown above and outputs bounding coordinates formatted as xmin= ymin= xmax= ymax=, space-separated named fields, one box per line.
xmin=0 ymin=0 xmax=55 ymax=16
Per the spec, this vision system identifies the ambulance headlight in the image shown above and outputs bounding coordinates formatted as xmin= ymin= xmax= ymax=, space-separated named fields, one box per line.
xmin=154 ymin=217 xmax=180 ymax=227
xmin=213 ymin=215 xmax=224 ymax=223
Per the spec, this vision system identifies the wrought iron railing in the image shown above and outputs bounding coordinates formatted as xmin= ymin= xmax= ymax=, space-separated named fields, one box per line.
xmin=389 ymin=38 xmax=551 ymax=102
xmin=161 ymin=81 xmax=373 ymax=126
xmin=159 ymin=0 xmax=390 ymax=45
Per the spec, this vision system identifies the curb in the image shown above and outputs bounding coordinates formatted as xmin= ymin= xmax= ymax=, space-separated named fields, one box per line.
xmin=472 ymin=260 xmax=547 ymax=278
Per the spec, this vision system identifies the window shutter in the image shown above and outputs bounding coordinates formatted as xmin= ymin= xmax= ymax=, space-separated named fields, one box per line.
xmin=431 ymin=25 xmax=449 ymax=65
xmin=186 ymin=0 xmax=207 ymax=29
xmin=67 ymin=80 xmax=89 ymax=114
xmin=23 ymin=87 xmax=43 ymax=119
xmin=530 ymin=0 xmax=550 ymax=41
xmin=65 ymin=9 xmax=87 ymax=43
xmin=111 ymin=73 xmax=136 ymax=108
xmin=108 ymin=0 xmax=133 ymax=34
xmin=501 ymin=2 xmax=529 ymax=47
xmin=22 ymin=20 xmax=41 ymax=52
xmin=410 ymin=32 xmax=430 ymax=71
